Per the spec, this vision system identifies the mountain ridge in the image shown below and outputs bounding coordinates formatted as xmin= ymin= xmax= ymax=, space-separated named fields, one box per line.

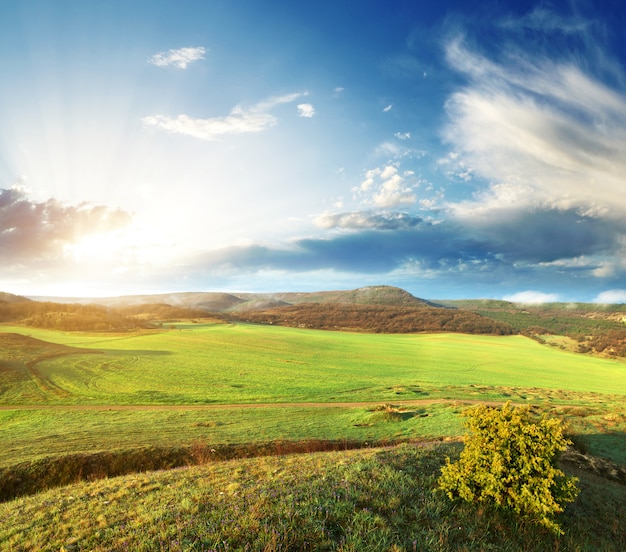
xmin=27 ymin=285 xmax=436 ymax=312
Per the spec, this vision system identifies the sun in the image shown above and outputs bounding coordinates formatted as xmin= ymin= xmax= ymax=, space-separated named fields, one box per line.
xmin=64 ymin=231 xmax=129 ymax=264
xmin=63 ymin=218 xmax=176 ymax=267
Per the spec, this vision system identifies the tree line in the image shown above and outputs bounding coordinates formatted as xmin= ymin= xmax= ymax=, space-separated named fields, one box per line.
xmin=447 ymin=303 xmax=626 ymax=357
xmin=228 ymin=303 xmax=515 ymax=335
xmin=0 ymin=300 xmax=212 ymax=331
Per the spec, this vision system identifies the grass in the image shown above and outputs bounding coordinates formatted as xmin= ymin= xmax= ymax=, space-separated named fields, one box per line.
xmin=1 ymin=321 xmax=625 ymax=549
xmin=1 ymin=443 xmax=624 ymax=551
xmin=2 ymin=323 xmax=625 ymax=405
xmin=1 ymin=321 xmax=625 ymax=476
xmin=0 ymin=403 xmax=462 ymax=468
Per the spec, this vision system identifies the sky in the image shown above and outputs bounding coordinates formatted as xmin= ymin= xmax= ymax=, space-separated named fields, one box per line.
xmin=1 ymin=0 xmax=626 ymax=302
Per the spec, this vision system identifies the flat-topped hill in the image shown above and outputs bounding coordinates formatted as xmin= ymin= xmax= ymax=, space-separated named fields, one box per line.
xmin=236 ymin=285 xmax=439 ymax=309
xmin=29 ymin=285 xmax=433 ymax=312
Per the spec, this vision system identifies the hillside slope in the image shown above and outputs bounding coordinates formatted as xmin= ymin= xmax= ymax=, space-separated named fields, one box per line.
xmin=0 ymin=292 xmax=31 ymax=303
xmin=441 ymin=299 xmax=626 ymax=356
xmin=1 ymin=444 xmax=624 ymax=551
xmin=237 ymin=285 xmax=439 ymax=308
xmin=228 ymin=302 xmax=514 ymax=334
xmin=4 ymin=286 xmax=514 ymax=334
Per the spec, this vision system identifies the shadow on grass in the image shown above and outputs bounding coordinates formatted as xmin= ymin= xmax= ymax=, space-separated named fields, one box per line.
xmin=0 ymin=438 xmax=428 ymax=503
xmin=565 ymin=431 xmax=626 ymax=476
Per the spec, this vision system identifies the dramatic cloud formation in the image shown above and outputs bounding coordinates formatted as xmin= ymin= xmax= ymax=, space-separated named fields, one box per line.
xmin=148 ymin=47 xmax=206 ymax=68
xmin=443 ymin=35 xmax=626 ymax=218
xmin=455 ymin=207 xmax=625 ymax=264
xmin=316 ymin=211 xmax=423 ymax=231
xmin=189 ymin=219 xmax=494 ymax=277
xmin=143 ymin=93 xmax=305 ymax=140
xmin=0 ymin=186 xmax=132 ymax=261
xmin=3 ymin=2 xmax=626 ymax=301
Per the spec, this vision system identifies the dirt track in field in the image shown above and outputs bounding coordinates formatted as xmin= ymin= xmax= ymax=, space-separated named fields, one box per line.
xmin=0 ymin=398 xmax=506 ymax=411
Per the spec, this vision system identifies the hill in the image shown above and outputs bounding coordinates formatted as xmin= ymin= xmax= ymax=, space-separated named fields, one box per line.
xmin=29 ymin=285 xmax=434 ymax=312
xmin=236 ymin=285 xmax=440 ymax=308
xmin=0 ymin=292 xmax=31 ymax=303
xmin=30 ymin=291 xmax=246 ymax=312
xmin=17 ymin=286 xmax=513 ymax=335
xmin=0 ymin=300 xmax=153 ymax=331
xmin=440 ymin=299 xmax=626 ymax=357
xmin=6 ymin=286 xmax=625 ymax=345
xmin=2 ymin=443 xmax=624 ymax=551
xmin=229 ymin=302 xmax=514 ymax=334
xmin=225 ymin=286 xmax=512 ymax=334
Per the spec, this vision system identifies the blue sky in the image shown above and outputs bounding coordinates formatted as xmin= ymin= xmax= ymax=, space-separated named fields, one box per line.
xmin=1 ymin=0 xmax=625 ymax=302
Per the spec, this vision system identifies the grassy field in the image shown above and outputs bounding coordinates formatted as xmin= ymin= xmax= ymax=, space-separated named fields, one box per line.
xmin=1 ymin=321 xmax=625 ymax=470
xmin=2 ymin=322 xmax=625 ymax=405
xmin=1 ymin=321 xmax=625 ymax=549
xmin=0 ymin=403 xmax=463 ymax=468
xmin=1 ymin=444 xmax=624 ymax=551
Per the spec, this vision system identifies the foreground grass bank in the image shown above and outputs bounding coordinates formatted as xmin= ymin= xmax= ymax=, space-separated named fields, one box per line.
xmin=1 ymin=444 xmax=624 ymax=552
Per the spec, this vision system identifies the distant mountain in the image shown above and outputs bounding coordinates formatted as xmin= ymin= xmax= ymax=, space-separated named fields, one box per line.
xmin=8 ymin=287 xmax=624 ymax=346
xmin=241 ymin=285 xmax=440 ymax=308
xmin=29 ymin=285 xmax=434 ymax=313
xmin=30 ymin=292 xmax=245 ymax=312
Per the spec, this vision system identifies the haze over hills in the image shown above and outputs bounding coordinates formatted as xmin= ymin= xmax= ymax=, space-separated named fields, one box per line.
xmin=0 ymin=292 xmax=31 ymax=303
xmin=28 ymin=285 xmax=437 ymax=313
xmin=4 ymin=285 xmax=509 ymax=335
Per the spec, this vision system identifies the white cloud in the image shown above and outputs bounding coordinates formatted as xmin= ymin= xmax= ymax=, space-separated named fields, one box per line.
xmin=451 ymin=182 xmax=534 ymax=218
xmin=592 ymin=263 xmax=617 ymax=278
xmin=443 ymin=35 xmax=626 ymax=218
xmin=356 ymin=165 xmax=417 ymax=208
xmin=297 ymin=103 xmax=315 ymax=118
xmin=315 ymin=211 xmax=423 ymax=230
xmin=593 ymin=290 xmax=626 ymax=304
xmin=380 ymin=165 xmax=397 ymax=180
xmin=383 ymin=104 xmax=393 ymax=112
xmin=143 ymin=93 xmax=305 ymax=140
xmin=148 ymin=47 xmax=206 ymax=69
xmin=503 ymin=291 xmax=560 ymax=304
xmin=0 ymin=186 xmax=133 ymax=262
xmin=394 ymin=132 xmax=411 ymax=140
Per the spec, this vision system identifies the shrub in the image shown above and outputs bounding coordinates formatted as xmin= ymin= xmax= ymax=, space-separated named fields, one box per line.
xmin=437 ymin=402 xmax=579 ymax=534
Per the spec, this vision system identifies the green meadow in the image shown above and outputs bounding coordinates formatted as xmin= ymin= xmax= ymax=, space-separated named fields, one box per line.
xmin=3 ymin=322 xmax=625 ymax=405
xmin=1 ymin=321 xmax=625 ymax=470
xmin=1 ymin=321 xmax=626 ymax=550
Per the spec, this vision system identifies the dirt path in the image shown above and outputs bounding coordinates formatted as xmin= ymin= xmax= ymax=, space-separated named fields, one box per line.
xmin=0 ymin=398 xmax=506 ymax=411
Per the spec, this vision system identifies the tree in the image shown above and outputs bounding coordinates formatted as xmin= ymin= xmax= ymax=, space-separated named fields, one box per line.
xmin=437 ymin=402 xmax=579 ymax=534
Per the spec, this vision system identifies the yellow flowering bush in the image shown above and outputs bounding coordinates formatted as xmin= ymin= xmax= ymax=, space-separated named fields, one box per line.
xmin=438 ymin=402 xmax=579 ymax=534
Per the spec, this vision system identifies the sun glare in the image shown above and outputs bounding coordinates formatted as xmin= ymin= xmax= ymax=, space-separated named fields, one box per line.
xmin=64 ymin=231 xmax=129 ymax=263
xmin=63 ymin=218 xmax=176 ymax=267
